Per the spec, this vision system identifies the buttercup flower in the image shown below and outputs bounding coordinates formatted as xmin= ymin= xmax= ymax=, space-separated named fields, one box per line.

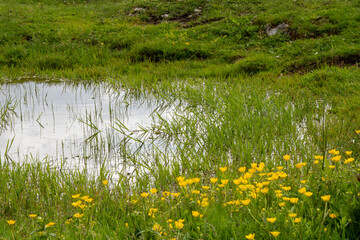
xmin=210 ymin=178 xmax=218 ymax=183
xmin=192 ymin=211 xmax=200 ymax=217
xmin=7 ymin=220 xmax=15 ymax=225
xmin=245 ymin=233 xmax=255 ymax=239
xmin=331 ymin=155 xmax=341 ymax=162
xmin=175 ymin=219 xmax=184 ymax=229
xmin=294 ymin=218 xmax=302 ymax=223
xmin=270 ymin=231 xmax=280 ymax=237
xmin=73 ymin=213 xmax=84 ymax=218
xmin=29 ymin=214 xmax=37 ymax=218
xmin=46 ymin=222 xmax=55 ymax=228
xmin=267 ymin=218 xmax=276 ymax=223
xmin=283 ymin=155 xmax=290 ymax=161
xmin=72 ymin=194 xmax=81 ymax=199
xmin=140 ymin=192 xmax=149 ymax=198
xmin=150 ymin=188 xmax=157 ymax=194
xmin=102 ymin=180 xmax=108 ymax=185
xmin=321 ymin=195 xmax=331 ymax=202
xmin=219 ymin=167 xmax=228 ymax=172
xmin=329 ymin=213 xmax=337 ymax=218
xmin=305 ymin=192 xmax=313 ymax=197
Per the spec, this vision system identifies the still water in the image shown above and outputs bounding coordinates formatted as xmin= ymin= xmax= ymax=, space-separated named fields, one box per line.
xmin=0 ymin=81 xmax=172 ymax=177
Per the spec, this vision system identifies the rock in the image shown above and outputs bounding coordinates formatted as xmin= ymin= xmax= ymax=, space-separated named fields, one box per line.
xmin=266 ymin=23 xmax=289 ymax=36
xmin=133 ymin=7 xmax=146 ymax=13
xmin=194 ymin=8 xmax=202 ymax=14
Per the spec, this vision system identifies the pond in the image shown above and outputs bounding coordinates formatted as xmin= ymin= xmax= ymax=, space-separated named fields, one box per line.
xmin=0 ymin=80 xmax=173 ymax=178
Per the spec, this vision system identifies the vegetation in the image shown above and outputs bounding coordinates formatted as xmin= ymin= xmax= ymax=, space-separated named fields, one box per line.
xmin=0 ymin=0 xmax=360 ymax=239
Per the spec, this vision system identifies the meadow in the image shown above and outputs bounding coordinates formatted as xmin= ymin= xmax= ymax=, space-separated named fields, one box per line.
xmin=1 ymin=0 xmax=360 ymax=239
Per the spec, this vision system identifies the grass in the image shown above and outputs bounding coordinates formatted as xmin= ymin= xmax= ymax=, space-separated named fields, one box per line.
xmin=1 ymin=0 xmax=360 ymax=239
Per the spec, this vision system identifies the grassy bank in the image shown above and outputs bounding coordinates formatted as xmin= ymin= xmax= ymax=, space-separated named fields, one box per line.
xmin=1 ymin=0 xmax=360 ymax=239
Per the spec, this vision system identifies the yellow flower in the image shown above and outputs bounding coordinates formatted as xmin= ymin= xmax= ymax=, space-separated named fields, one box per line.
xmin=242 ymin=199 xmax=251 ymax=206
xmin=171 ymin=192 xmax=180 ymax=198
xmin=210 ymin=178 xmax=218 ymax=183
xmin=290 ymin=198 xmax=299 ymax=204
xmin=281 ymin=186 xmax=291 ymax=191
xmin=7 ymin=220 xmax=15 ymax=225
xmin=278 ymin=202 xmax=285 ymax=207
xmin=192 ymin=190 xmax=200 ymax=194
xmin=295 ymin=162 xmax=306 ymax=169
xmin=346 ymin=151 xmax=352 ymax=156
xmin=185 ymin=42 xmax=190 ymax=45
xmin=283 ymin=155 xmax=290 ymax=161
xmin=328 ymin=149 xmax=338 ymax=155
xmin=344 ymin=158 xmax=355 ymax=164
xmin=81 ymin=195 xmax=89 ymax=200
xmin=219 ymin=167 xmax=228 ymax=172
xmin=233 ymin=178 xmax=242 ymax=185
xmin=276 ymin=166 xmax=284 ymax=170
xmin=238 ymin=166 xmax=246 ymax=172
xmin=150 ymin=188 xmax=157 ymax=194
xmin=270 ymin=231 xmax=280 ymax=237
xmin=260 ymin=188 xmax=269 ymax=194
xmin=221 ymin=179 xmax=229 ymax=185
xmin=140 ymin=192 xmax=149 ymax=198
xmin=125 ymin=222 xmax=129 ymax=228
xmin=257 ymin=162 xmax=265 ymax=171
xmin=65 ymin=219 xmax=73 ymax=224
xmin=314 ymin=160 xmax=319 ymax=164
xmin=329 ymin=213 xmax=337 ymax=218
xmin=314 ymin=155 xmax=323 ymax=160
xmin=29 ymin=214 xmax=37 ymax=218
xmin=85 ymin=198 xmax=93 ymax=203
xmin=102 ymin=180 xmax=108 ymax=185
xmin=192 ymin=178 xmax=200 ymax=183
xmin=72 ymin=200 xmax=82 ymax=207
xmin=304 ymin=192 xmax=313 ymax=197
xmin=202 ymin=186 xmax=210 ymax=190
xmin=298 ymin=187 xmax=306 ymax=194
xmin=294 ymin=218 xmax=302 ymax=223
xmin=331 ymin=155 xmax=341 ymax=162
xmin=321 ymin=195 xmax=331 ymax=202
xmin=72 ymin=194 xmax=81 ymax=199
xmin=192 ymin=211 xmax=200 ymax=217
xmin=73 ymin=213 xmax=84 ymax=218
xmin=356 ymin=130 xmax=360 ymax=134
xmin=174 ymin=219 xmax=184 ymax=229
xmin=289 ymin=213 xmax=297 ymax=217
xmin=245 ymin=233 xmax=255 ymax=240
xmin=153 ymin=223 xmax=162 ymax=232
xmin=162 ymin=191 xmax=170 ymax=197
xmin=177 ymin=176 xmax=185 ymax=182
xmin=329 ymin=165 xmax=335 ymax=169
xmin=266 ymin=218 xmax=276 ymax=223
xmin=45 ymin=222 xmax=55 ymax=228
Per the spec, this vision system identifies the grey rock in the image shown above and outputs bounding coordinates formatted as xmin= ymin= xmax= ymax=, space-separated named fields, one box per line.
xmin=266 ymin=23 xmax=289 ymax=36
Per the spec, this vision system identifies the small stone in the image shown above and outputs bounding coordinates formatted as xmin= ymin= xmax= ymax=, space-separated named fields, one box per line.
xmin=266 ymin=23 xmax=289 ymax=36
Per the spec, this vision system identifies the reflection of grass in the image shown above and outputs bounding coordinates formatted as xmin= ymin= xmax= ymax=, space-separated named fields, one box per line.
xmin=1 ymin=0 xmax=360 ymax=238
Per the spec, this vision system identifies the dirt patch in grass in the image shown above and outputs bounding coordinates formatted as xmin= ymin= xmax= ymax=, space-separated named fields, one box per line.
xmin=287 ymin=53 xmax=360 ymax=73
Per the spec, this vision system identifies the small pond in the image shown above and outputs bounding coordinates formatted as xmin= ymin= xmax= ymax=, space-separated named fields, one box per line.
xmin=0 ymin=80 xmax=173 ymax=178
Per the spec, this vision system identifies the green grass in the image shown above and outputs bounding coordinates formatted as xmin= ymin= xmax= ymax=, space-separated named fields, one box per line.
xmin=1 ymin=0 xmax=360 ymax=239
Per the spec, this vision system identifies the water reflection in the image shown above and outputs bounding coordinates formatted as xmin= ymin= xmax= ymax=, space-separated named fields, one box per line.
xmin=0 ymin=81 xmax=172 ymax=178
